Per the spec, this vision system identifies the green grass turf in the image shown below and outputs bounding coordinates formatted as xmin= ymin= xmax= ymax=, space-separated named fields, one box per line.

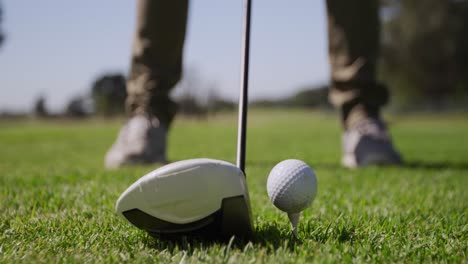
xmin=0 ymin=109 xmax=467 ymax=263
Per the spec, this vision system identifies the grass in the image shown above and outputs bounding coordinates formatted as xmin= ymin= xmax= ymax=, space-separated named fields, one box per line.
xmin=0 ymin=109 xmax=467 ymax=263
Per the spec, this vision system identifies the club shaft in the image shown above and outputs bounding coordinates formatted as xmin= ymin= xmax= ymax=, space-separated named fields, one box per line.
xmin=236 ymin=0 xmax=252 ymax=174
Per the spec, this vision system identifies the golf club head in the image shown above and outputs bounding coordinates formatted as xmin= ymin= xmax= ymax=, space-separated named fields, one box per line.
xmin=116 ymin=158 xmax=253 ymax=238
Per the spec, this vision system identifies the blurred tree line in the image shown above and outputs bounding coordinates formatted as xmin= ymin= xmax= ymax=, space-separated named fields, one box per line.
xmin=91 ymin=74 xmax=127 ymax=116
xmin=61 ymin=73 xmax=127 ymax=117
xmin=58 ymin=71 xmax=236 ymax=118
xmin=250 ymin=85 xmax=331 ymax=109
xmin=380 ymin=0 xmax=468 ymax=110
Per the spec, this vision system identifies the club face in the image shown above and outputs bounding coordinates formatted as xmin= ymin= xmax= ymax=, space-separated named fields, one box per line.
xmin=116 ymin=158 xmax=253 ymax=237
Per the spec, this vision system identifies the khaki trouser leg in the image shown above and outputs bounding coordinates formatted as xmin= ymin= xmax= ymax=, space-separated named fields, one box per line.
xmin=326 ymin=0 xmax=389 ymax=128
xmin=126 ymin=0 xmax=189 ymax=127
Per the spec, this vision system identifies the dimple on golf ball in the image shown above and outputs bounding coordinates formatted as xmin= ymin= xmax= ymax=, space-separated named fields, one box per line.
xmin=267 ymin=159 xmax=317 ymax=213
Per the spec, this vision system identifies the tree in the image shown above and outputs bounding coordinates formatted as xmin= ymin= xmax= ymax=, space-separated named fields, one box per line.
xmin=285 ymin=85 xmax=330 ymax=108
xmin=380 ymin=0 xmax=468 ymax=109
xmin=33 ymin=96 xmax=48 ymax=117
xmin=91 ymin=73 xmax=127 ymax=116
xmin=0 ymin=1 xmax=5 ymax=48
xmin=174 ymin=68 xmax=210 ymax=117
xmin=250 ymin=85 xmax=331 ymax=109
xmin=206 ymin=88 xmax=236 ymax=113
xmin=65 ymin=95 xmax=91 ymax=118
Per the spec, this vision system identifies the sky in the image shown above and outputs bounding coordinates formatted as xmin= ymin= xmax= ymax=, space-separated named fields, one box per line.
xmin=0 ymin=0 xmax=329 ymax=113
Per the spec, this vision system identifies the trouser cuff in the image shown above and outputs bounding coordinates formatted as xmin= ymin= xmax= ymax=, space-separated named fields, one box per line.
xmin=329 ymin=81 xmax=389 ymax=128
xmin=126 ymin=84 xmax=178 ymax=128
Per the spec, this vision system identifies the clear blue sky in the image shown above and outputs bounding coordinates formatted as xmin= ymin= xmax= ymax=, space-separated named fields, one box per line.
xmin=0 ymin=0 xmax=329 ymax=112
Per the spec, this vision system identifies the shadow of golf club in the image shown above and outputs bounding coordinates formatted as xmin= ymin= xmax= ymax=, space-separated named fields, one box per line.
xmin=250 ymin=223 xmax=303 ymax=249
xmin=141 ymin=218 xmax=358 ymax=254
xmin=142 ymin=223 xmax=301 ymax=253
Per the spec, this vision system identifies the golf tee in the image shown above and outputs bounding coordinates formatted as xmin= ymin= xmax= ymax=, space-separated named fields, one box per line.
xmin=288 ymin=212 xmax=300 ymax=237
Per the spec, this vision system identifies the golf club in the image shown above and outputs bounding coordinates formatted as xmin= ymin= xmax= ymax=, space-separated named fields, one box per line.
xmin=237 ymin=0 xmax=251 ymax=174
xmin=115 ymin=0 xmax=253 ymax=237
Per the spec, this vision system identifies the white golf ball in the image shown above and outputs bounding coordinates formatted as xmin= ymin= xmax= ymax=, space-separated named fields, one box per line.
xmin=267 ymin=159 xmax=317 ymax=213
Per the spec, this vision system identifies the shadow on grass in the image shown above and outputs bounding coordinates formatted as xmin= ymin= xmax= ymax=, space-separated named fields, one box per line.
xmin=141 ymin=217 xmax=359 ymax=254
xmin=302 ymin=216 xmax=360 ymax=244
xmin=141 ymin=223 xmax=301 ymax=254
xmin=404 ymin=160 xmax=468 ymax=170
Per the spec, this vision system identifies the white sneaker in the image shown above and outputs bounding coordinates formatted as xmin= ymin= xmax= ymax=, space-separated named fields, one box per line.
xmin=342 ymin=118 xmax=403 ymax=168
xmin=105 ymin=114 xmax=167 ymax=169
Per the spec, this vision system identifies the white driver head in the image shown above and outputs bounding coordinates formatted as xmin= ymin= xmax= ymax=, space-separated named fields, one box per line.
xmin=116 ymin=158 xmax=253 ymax=237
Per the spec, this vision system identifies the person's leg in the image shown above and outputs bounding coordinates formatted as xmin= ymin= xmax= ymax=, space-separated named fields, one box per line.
xmin=326 ymin=0 xmax=387 ymax=128
xmin=127 ymin=0 xmax=189 ymax=126
xmin=326 ymin=0 xmax=402 ymax=167
xmin=106 ymin=0 xmax=189 ymax=168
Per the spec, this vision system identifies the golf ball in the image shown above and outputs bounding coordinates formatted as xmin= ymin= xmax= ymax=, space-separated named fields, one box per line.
xmin=267 ymin=159 xmax=317 ymax=213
